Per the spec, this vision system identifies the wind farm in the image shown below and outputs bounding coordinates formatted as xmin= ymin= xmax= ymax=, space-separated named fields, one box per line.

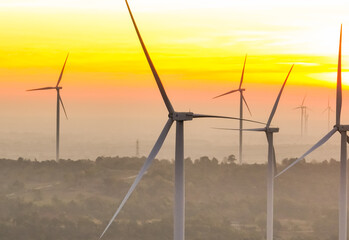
xmin=0 ymin=0 xmax=348 ymax=240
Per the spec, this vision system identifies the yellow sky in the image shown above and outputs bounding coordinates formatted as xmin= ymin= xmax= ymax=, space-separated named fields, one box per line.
xmin=1 ymin=0 xmax=348 ymax=76
xmin=0 ymin=0 xmax=349 ymax=160
xmin=0 ymin=0 xmax=348 ymax=105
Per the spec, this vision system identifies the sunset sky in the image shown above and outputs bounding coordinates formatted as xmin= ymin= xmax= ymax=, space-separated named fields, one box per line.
xmin=0 ymin=0 xmax=348 ymax=161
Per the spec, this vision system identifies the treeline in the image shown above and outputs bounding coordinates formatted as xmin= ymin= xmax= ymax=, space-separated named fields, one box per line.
xmin=0 ymin=156 xmax=343 ymax=240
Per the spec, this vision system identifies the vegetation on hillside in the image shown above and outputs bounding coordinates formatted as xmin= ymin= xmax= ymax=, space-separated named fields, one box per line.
xmin=0 ymin=156 xmax=343 ymax=240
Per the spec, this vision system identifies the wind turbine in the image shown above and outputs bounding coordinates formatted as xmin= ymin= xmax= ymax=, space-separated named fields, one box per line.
xmin=97 ymin=1 xmax=263 ymax=240
xmin=276 ymin=25 xmax=348 ymax=240
xmin=215 ymin=65 xmax=294 ymax=240
xmin=27 ymin=54 xmax=69 ymax=161
xmin=213 ymin=55 xmax=251 ymax=164
xmin=323 ymin=97 xmax=334 ymax=131
xmin=294 ymin=95 xmax=309 ymax=136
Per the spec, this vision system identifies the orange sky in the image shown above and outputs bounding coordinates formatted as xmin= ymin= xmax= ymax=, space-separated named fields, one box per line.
xmin=0 ymin=0 xmax=348 ymax=161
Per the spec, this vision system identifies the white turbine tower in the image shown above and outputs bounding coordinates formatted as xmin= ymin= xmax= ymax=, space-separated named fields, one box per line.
xmin=27 ymin=54 xmax=69 ymax=161
xmin=213 ymin=55 xmax=252 ymax=164
xmin=215 ymin=65 xmax=294 ymax=240
xmin=97 ymin=1 xmax=263 ymax=240
xmin=276 ymin=25 xmax=348 ymax=240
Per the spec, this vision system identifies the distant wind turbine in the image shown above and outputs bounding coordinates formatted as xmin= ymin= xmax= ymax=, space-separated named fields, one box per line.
xmin=97 ymin=1 xmax=263 ymax=240
xmin=215 ymin=65 xmax=294 ymax=240
xmin=213 ymin=55 xmax=252 ymax=164
xmin=27 ymin=54 xmax=69 ymax=161
xmin=294 ymin=95 xmax=310 ymax=136
xmin=136 ymin=139 xmax=139 ymax=157
xmin=323 ymin=97 xmax=334 ymax=131
xmin=276 ymin=25 xmax=348 ymax=240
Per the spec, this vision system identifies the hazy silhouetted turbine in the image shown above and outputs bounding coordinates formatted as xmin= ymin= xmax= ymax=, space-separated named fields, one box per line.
xmin=294 ymin=95 xmax=310 ymax=136
xmin=27 ymin=53 xmax=69 ymax=161
xmin=213 ymin=55 xmax=251 ymax=164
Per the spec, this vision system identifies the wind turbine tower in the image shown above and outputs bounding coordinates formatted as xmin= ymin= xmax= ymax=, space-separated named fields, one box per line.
xmin=305 ymin=111 xmax=309 ymax=135
xmin=136 ymin=139 xmax=140 ymax=157
xmin=27 ymin=54 xmax=69 ymax=161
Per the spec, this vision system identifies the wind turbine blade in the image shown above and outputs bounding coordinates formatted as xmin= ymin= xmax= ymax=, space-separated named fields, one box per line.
xmin=59 ymin=95 xmax=68 ymax=120
xmin=212 ymin=89 xmax=240 ymax=99
xmin=26 ymin=87 xmax=56 ymax=91
xmin=275 ymin=128 xmax=337 ymax=178
xmin=212 ymin=127 xmax=265 ymax=132
xmin=266 ymin=65 xmax=294 ymax=128
xmin=239 ymin=54 xmax=247 ymax=89
xmin=293 ymin=106 xmax=302 ymax=110
xmin=98 ymin=118 xmax=174 ymax=240
xmin=336 ymin=24 xmax=342 ymax=125
xmin=242 ymin=94 xmax=252 ymax=116
xmin=56 ymin=53 xmax=69 ymax=87
xmin=193 ymin=114 xmax=264 ymax=125
xmin=125 ymin=0 xmax=174 ymax=113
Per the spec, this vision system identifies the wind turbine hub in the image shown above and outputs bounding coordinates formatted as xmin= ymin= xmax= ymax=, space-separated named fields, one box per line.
xmin=56 ymin=87 xmax=62 ymax=90
xmin=240 ymin=88 xmax=246 ymax=92
xmin=169 ymin=112 xmax=194 ymax=121
xmin=266 ymin=127 xmax=279 ymax=133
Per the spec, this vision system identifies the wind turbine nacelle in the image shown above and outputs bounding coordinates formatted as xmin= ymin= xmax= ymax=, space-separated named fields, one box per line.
xmin=56 ymin=87 xmax=63 ymax=90
xmin=266 ymin=127 xmax=279 ymax=133
xmin=337 ymin=125 xmax=349 ymax=132
xmin=169 ymin=112 xmax=194 ymax=121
